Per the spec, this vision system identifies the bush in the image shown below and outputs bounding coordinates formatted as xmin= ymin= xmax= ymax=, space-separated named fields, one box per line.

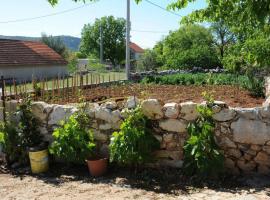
xmin=183 ymin=93 xmax=224 ymax=178
xmin=109 ymin=107 xmax=159 ymax=167
xmin=49 ymin=110 xmax=96 ymax=164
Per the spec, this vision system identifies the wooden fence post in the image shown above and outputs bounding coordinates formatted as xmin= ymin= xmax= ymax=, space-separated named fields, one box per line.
xmin=1 ymin=76 xmax=6 ymax=124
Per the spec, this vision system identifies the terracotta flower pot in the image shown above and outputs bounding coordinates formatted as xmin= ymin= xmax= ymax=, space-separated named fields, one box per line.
xmin=86 ymin=158 xmax=108 ymax=177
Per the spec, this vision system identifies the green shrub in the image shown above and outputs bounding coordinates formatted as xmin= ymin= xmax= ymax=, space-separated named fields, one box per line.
xmin=49 ymin=110 xmax=96 ymax=164
xmin=109 ymin=107 xmax=159 ymax=167
xmin=183 ymin=93 xmax=224 ymax=178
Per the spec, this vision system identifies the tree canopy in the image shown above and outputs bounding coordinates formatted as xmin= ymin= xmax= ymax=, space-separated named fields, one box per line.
xmin=161 ymin=24 xmax=220 ymax=69
xmin=80 ymin=16 xmax=126 ymax=66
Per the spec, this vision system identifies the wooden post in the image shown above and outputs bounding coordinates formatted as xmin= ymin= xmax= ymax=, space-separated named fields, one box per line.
xmin=1 ymin=76 xmax=6 ymax=124
xmin=67 ymin=76 xmax=69 ymax=103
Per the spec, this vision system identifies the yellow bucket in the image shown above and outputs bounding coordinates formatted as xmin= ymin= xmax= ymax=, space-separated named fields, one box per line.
xmin=29 ymin=149 xmax=49 ymax=174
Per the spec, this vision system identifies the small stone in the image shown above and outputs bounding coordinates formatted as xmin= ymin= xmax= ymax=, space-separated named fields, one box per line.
xmin=163 ymin=133 xmax=175 ymax=143
xmin=244 ymin=153 xmax=253 ymax=161
xmin=158 ymin=160 xmax=183 ymax=168
xmin=163 ymin=103 xmax=179 ymax=119
xmin=227 ymin=148 xmax=242 ymax=158
xmin=166 ymin=142 xmax=178 ymax=150
xmin=101 ymin=101 xmax=117 ymax=110
xmin=159 ymin=119 xmax=187 ymax=133
xmin=254 ymin=151 xmax=270 ymax=166
xmin=250 ymin=144 xmax=262 ymax=151
xmin=180 ymin=102 xmax=199 ymax=121
xmin=213 ymin=109 xmax=236 ymax=122
xmin=99 ymin=123 xmax=112 ymax=130
xmin=126 ymin=96 xmax=139 ymax=109
xmin=141 ymin=99 xmax=164 ymax=120
xmin=237 ymin=160 xmax=256 ymax=172
xmin=263 ymin=145 xmax=270 ymax=154
xmin=219 ymin=137 xmax=237 ymax=148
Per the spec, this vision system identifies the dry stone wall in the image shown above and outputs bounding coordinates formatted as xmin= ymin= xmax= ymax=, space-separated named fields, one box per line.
xmin=0 ymin=77 xmax=270 ymax=174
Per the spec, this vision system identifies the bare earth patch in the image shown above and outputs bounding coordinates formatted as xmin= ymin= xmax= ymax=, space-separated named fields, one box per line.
xmin=50 ymin=84 xmax=264 ymax=108
xmin=1 ymin=165 xmax=270 ymax=200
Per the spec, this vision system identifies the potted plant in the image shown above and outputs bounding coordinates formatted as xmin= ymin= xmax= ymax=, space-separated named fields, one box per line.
xmin=18 ymin=97 xmax=49 ymax=173
xmin=50 ymin=107 xmax=108 ymax=177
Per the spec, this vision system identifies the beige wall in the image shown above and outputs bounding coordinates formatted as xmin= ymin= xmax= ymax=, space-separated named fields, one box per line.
xmin=0 ymin=65 xmax=68 ymax=81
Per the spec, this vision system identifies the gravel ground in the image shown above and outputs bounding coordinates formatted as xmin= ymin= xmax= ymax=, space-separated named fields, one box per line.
xmin=1 ymin=170 xmax=270 ymax=200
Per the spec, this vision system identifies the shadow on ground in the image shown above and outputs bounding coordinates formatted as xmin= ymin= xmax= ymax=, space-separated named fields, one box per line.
xmin=6 ymin=162 xmax=270 ymax=196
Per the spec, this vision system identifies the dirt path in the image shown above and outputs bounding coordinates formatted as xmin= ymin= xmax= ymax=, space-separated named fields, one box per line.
xmin=1 ymin=173 xmax=270 ymax=200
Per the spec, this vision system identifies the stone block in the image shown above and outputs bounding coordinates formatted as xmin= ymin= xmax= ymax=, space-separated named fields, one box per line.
xmin=141 ymin=99 xmax=164 ymax=120
xmin=159 ymin=119 xmax=187 ymax=133
xmin=163 ymin=103 xmax=179 ymax=119
xmin=180 ymin=101 xmax=199 ymax=121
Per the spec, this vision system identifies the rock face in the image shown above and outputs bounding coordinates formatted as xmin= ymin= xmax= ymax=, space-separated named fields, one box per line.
xmin=159 ymin=119 xmax=186 ymax=133
xmin=32 ymin=101 xmax=54 ymax=123
xmin=141 ymin=99 xmax=163 ymax=119
xmin=180 ymin=102 xmax=198 ymax=121
xmin=254 ymin=152 xmax=270 ymax=166
xmin=231 ymin=118 xmax=270 ymax=145
xmin=48 ymin=105 xmax=78 ymax=125
xmin=163 ymin=103 xmax=179 ymax=119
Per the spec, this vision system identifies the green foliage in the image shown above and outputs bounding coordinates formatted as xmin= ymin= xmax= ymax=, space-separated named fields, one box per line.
xmin=109 ymin=107 xmax=159 ymax=167
xmin=41 ymin=33 xmax=69 ymax=59
xmin=136 ymin=49 xmax=161 ymax=71
xmin=87 ymin=54 xmax=106 ymax=72
xmin=141 ymin=73 xmax=265 ymax=97
xmin=161 ymin=25 xmax=220 ymax=69
xmin=49 ymin=109 xmax=96 ymax=164
xmin=80 ymin=16 xmax=126 ymax=67
xmin=0 ymin=122 xmax=24 ymax=164
xmin=0 ymin=97 xmax=42 ymax=166
xmin=67 ymin=53 xmax=79 ymax=73
xmin=184 ymin=93 xmax=224 ymax=177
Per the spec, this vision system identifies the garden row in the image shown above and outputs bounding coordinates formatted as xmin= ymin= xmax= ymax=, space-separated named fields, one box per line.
xmin=141 ymin=73 xmax=265 ymax=97
xmin=0 ymin=86 xmax=270 ymax=176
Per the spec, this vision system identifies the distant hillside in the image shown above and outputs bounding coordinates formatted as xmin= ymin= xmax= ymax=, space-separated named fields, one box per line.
xmin=0 ymin=35 xmax=81 ymax=51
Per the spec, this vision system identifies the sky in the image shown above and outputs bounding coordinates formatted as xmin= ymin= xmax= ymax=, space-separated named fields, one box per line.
xmin=0 ymin=0 xmax=206 ymax=48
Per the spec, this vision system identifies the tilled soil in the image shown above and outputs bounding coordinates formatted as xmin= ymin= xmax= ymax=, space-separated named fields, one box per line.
xmin=1 ymin=165 xmax=270 ymax=200
xmin=52 ymin=84 xmax=264 ymax=108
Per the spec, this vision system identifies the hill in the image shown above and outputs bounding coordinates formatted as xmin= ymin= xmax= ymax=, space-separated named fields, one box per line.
xmin=0 ymin=35 xmax=81 ymax=51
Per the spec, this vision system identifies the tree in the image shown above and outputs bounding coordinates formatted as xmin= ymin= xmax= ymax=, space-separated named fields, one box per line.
xmin=80 ymin=16 xmax=126 ymax=67
xmin=136 ymin=49 xmax=161 ymax=71
xmin=210 ymin=21 xmax=235 ymax=60
xmin=162 ymin=25 xmax=220 ymax=69
xmin=41 ymin=33 xmax=68 ymax=59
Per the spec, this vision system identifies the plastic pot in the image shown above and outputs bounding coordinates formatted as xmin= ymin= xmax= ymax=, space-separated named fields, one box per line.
xmin=29 ymin=145 xmax=49 ymax=174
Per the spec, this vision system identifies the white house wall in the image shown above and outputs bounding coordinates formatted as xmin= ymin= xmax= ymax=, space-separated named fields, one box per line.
xmin=0 ymin=65 xmax=68 ymax=81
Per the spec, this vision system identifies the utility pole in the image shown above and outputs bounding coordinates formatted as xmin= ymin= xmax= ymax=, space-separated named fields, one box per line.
xmin=100 ymin=23 xmax=103 ymax=64
xmin=126 ymin=0 xmax=131 ymax=80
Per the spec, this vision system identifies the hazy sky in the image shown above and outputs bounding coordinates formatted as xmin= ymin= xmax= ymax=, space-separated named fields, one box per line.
xmin=0 ymin=0 xmax=206 ymax=48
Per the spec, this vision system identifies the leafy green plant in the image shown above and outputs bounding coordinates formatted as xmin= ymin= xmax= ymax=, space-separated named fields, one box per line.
xmin=0 ymin=121 xmax=24 ymax=165
xmin=49 ymin=108 xmax=96 ymax=164
xmin=109 ymin=107 xmax=159 ymax=167
xmin=183 ymin=93 xmax=224 ymax=178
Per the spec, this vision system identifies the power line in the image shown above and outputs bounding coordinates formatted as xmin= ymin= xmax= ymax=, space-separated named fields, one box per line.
xmin=132 ymin=29 xmax=169 ymax=33
xmin=144 ymin=0 xmax=182 ymax=17
xmin=0 ymin=2 xmax=97 ymax=24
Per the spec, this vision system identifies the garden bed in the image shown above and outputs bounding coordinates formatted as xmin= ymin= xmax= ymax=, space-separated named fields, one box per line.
xmin=51 ymin=84 xmax=264 ymax=108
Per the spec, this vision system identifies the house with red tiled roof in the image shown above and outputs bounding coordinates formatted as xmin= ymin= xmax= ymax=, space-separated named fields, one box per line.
xmin=130 ymin=42 xmax=144 ymax=61
xmin=0 ymin=39 xmax=68 ymax=81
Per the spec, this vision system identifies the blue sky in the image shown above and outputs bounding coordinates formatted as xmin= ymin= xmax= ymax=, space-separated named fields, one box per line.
xmin=0 ymin=0 xmax=206 ymax=48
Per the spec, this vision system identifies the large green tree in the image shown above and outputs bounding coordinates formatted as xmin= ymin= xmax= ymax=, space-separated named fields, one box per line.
xmin=162 ymin=24 xmax=220 ymax=69
xmin=80 ymin=16 xmax=126 ymax=67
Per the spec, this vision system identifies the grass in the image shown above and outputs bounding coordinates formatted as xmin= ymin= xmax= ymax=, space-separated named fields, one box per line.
xmin=5 ymin=71 xmax=126 ymax=94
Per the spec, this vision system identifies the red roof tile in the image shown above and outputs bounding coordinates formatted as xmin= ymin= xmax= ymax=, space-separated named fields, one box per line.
xmin=130 ymin=42 xmax=144 ymax=53
xmin=0 ymin=39 xmax=67 ymax=67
